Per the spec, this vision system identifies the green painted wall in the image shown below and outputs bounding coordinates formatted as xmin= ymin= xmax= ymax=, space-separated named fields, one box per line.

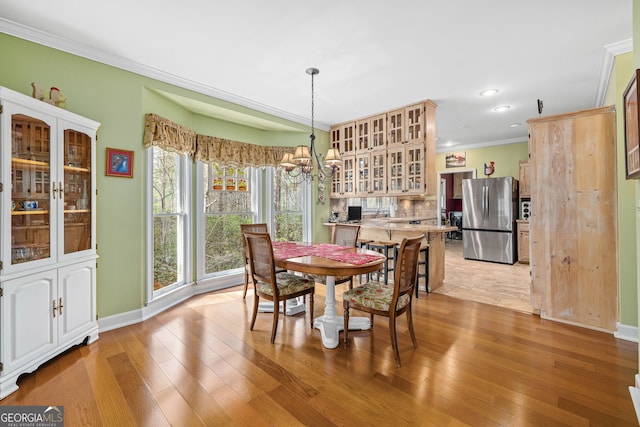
xmin=435 ymin=142 xmax=529 ymax=179
xmin=609 ymin=52 xmax=638 ymax=328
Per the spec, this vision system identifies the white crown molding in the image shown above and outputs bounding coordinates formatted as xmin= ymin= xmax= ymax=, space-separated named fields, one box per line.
xmin=595 ymin=38 xmax=633 ymax=107
xmin=0 ymin=17 xmax=330 ymax=130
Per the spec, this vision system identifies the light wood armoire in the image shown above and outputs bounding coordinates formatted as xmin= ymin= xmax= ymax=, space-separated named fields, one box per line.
xmin=528 ymin=105 xmax=618 ymax=332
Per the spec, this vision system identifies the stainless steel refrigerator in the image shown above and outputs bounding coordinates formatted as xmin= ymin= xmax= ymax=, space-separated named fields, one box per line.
xmin=462 ymin=177 xmax=518 ymax=264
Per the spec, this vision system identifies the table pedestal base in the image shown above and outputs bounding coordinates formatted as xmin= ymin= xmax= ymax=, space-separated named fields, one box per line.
xmin=313 ymin=315 xmax=371 ymax=349
xmin=258 ymin=298 xmax=306 ymax=316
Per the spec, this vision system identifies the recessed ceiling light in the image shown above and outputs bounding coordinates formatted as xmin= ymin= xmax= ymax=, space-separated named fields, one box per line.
xmin=480 ymin=89 xmax=499 ymax=97
xmin=494 ymin=105 xmax=511 ymax=112
xmin=510 ymin=123 xmax=521 ymax=127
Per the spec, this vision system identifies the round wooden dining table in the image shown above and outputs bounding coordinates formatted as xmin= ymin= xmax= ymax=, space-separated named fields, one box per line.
xmin=275 ymin=246 xmax=385 ymax=349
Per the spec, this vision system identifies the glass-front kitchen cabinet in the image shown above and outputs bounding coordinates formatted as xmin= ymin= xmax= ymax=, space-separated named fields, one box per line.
xmin=0 ymin=87 xmax=100 ymax=399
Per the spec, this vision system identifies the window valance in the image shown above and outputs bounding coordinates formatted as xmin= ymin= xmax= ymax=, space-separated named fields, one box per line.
xmin=143 ymin=113 xmax=197 ymax=157
xmin=195 ymin=135 xmax=290 ymax=168
xmin=144 ymin=113 xmax=292 ymax=168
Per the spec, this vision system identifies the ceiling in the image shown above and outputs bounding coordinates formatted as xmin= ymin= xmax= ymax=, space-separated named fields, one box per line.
xmin=0 ymin=1 xmax=633 ymax=151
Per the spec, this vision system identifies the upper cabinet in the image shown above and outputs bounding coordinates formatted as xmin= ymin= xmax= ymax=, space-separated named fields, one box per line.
xmin=2 ymin=93 xmax=99 ymax=273
xmin=387 ymin=143 xmax=425 ymax=196
xmin=332 ymin=122 xmax=355 ymax=156
xmin=452 ymin=171 xmax=473 ymax=199
xmin=330 ymin=100 xmax=436 ymax=198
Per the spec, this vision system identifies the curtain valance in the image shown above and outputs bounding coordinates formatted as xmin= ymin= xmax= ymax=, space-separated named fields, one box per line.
xmin=144 ymin=113 xmax=292 ymax=168
xmin=195 ymin=135 xmax=290 ymax=168
xmin=143 ymin=113 xmax=197 ymax=157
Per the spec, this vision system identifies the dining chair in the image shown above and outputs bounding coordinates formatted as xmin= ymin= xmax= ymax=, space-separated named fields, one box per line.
xmin=244 ymin=231 xmax=315 ymax=344
xmin=307 ymin=224 xmax=360 ymax=289
xmin=240 ymin=223 xmax=284 ymax=299
xmin=342 ymin=235 xmax=423 ymax=367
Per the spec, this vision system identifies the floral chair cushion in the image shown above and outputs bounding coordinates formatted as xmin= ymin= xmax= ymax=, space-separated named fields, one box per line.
xmin=343 ymin=281 xmax=409 ymax=311
xmin=257 ymin=272 xmax=314 ymax=296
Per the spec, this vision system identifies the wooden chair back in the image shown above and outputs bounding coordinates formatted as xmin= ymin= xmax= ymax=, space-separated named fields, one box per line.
xmin=243 ymin=231 xmax=278 ymax=295
xmin=240 ymin=223 xmax=269 ymax=257
xmin=333 ymin=224 xmax=360 ymax=247
xmin=393 ymin=235 xmax=423 ymax=304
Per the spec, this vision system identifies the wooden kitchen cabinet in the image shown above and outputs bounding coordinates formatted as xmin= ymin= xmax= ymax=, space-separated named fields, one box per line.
xmin=519 ymin=160 xmax=531 ymax=198
xmin=517 ymin=221 xmax=529 ymax=264
xmin=355 ymin=151 xmax=386 ymax=196
xmin=356 ymin=114 xmax=386 ymax=152
xmin=0 ymin=86 xmax=100 ymax=399
xmin=329 ymin=122 xmax=356 ymax=156
xmin=452 ymin=171 xmax=473 ymax=199
xmin=330 ymin=100 xmax=437 ymax=198
xmin=528 ymin=106 xmax=617 ymax=331
xmin=387 ymin=143 xmax=425 ymax=195
xmin=331 ymin=155 xmax=355 ymax=197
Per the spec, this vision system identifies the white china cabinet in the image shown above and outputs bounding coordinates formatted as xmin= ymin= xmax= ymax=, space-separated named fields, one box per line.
xmin=0 ymin=86 xmax=100 ymax=399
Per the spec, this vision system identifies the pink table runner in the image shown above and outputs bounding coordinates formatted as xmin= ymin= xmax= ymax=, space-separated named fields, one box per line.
xmin=272 ymin=242 xmax=384 ymax=265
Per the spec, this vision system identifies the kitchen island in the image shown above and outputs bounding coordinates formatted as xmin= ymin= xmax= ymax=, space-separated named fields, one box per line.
xmin=324 ymin=219 xmax=457 ymax=291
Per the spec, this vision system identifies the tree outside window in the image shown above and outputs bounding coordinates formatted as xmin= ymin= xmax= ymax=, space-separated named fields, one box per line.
xmin=151 ymin=147 xmax=185 ymax=290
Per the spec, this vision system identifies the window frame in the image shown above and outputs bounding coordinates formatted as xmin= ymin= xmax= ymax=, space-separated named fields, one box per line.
xmin=145 ymin=146 xmax=192 ymax=304
xmin=194 ymin=161 xmax=260 ymax=281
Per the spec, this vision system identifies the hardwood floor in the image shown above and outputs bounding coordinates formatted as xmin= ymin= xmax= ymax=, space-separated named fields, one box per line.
xmin=1 ymin=277 xmax=637 ymax=426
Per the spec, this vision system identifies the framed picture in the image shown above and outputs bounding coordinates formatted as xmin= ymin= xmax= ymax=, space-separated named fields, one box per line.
xmin=623 ymin=69 xmax=640 ymax=179
xmin=445 ymin=152 xmax=466 ymax=168
xmin=106 ymin=148 xmax=134 ymax=178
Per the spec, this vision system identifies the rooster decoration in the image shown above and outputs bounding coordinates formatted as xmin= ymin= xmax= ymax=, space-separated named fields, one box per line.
xmin=484 ymin=161 xmax=495 ymax=177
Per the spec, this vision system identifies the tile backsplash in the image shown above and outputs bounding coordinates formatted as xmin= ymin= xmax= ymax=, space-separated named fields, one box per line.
xmin=329 ymin=198 xmax=438 ymax=223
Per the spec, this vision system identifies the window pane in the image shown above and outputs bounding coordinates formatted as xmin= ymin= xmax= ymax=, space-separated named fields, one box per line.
xmin=151 ymin=147 xmax=184 ymax=291
xmin=204 ymin=214 xmax=252 ymax=273
xmin=152 ymin=148 xmax=179 ymax=214
xmin=153 ymin=215 xmax=178 ymax=288
xmin=202 ymin=164 xmax=254 ymax=275
xmin=274 ymin=212 xmax=302 ymax=242
xmin=273 ymin=169 xmax=303 ymax=242
xmin=274 ymin=170 xmax=303 ymax=211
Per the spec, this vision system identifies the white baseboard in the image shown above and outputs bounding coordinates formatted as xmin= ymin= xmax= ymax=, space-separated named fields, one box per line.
xmin=615 ymin=322 xmax=639 ymax=343
xmin=98 ymin=273 xmax=243 ymax=333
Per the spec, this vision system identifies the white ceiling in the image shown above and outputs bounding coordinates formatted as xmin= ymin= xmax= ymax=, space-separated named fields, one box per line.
xmin=0 ymin=0 xmax=633 ymax=151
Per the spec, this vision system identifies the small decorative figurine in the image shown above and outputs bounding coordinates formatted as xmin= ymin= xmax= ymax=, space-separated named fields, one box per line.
xmin=31 ymin=83 xmax=67 ymax=109
xmin=484 ymin=161 xmax=495 ymax=177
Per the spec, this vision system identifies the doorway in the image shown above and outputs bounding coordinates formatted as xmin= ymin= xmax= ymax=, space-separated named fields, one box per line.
xmin=437 ymin=168 xmax=476 ymax=231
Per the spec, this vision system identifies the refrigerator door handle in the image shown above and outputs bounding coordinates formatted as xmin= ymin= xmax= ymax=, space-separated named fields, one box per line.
xmin=482 ymin=185 xmax=488 ymax=220
xmin=485 ymin=184 xmax=489 ymax=220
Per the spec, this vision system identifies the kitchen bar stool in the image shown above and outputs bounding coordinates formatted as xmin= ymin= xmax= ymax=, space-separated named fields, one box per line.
xmin=366 ymin=240 xmax=397 ymax=285
xmin=415 ymin=244 xmax=429 ymax=297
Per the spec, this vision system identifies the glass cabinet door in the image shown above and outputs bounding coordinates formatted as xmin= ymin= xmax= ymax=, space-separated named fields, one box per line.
xmin=63 ymin=129 xmax=92 ymax=254
xmin=356 ymin=153 xmax=371 ymax=195
xmin=10 ymin=114 xmax=52 ymax=265
xmin=388 ymin=147 xmax=404 ymax=194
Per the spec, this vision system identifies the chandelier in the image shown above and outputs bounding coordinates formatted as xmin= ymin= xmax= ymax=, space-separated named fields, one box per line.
xmin=280 ymin=68 xmax=342 ymax=203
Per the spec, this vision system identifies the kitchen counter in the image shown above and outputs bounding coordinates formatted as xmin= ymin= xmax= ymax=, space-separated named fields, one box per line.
xmin=324 ymin=219 xmax=458 ymax=292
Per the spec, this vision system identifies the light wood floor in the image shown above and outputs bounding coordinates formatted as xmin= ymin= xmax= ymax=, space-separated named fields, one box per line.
xmin=1 ymin=273 xmax=637 ymax=425
xmin=432 ymin=239 xmax=532 ymax=313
